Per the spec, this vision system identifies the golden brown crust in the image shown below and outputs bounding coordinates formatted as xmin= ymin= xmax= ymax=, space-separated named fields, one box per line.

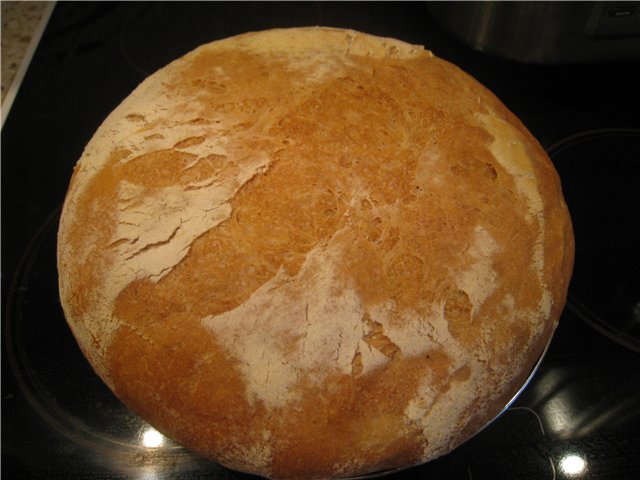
xmin=57 ymin=27 xmax=574 ymax=479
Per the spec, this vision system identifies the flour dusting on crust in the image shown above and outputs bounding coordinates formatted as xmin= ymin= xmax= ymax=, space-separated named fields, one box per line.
xmin=57 ymin=27 xmax=573 ymax=480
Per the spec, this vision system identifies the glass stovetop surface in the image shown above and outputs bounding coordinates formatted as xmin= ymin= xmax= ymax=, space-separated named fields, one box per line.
xmin=3 ymin=3 xmax=639 ymax=479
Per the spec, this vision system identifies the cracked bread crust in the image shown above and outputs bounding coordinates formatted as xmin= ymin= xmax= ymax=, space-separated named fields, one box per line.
xmin=57 ymin=27 xmax=574 ymax=479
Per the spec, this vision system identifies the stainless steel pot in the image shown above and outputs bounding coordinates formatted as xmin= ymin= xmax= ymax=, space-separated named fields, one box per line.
xmin=427 ymin=1 xmax=640 ymax=64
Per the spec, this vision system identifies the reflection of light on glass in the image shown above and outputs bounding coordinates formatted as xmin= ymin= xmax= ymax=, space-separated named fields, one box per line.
xmin=559 ymin=454 xmax=587 ymax=476
xmin=142 ymin=426 xmax=165 ymax=448
xmin=531 ymin=367 xmax=580 ymax=438
xmin=541 ymin=392 xmax=581 ymax=439
xmin=138 ymin=466 xmax=160 ymax=480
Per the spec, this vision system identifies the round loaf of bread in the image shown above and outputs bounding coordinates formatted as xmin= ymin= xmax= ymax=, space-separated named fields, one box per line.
xmin=58 ymin=27 xmax=574 ymax=479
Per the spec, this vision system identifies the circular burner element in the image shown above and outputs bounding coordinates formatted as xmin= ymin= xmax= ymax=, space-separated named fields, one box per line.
xmin=549 ymin=129 xmax=640 ymax=353
xmin=3 ymin=208 xmax=220 ymax=477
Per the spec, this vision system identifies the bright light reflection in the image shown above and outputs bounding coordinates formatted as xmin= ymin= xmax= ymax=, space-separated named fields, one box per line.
xmin=142 ymin=427 xmax=165 ymax=448
xmin=559 ymin=454 xmax=586 ymax=476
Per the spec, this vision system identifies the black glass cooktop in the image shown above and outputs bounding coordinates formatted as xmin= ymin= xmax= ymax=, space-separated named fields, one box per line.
xmin=550 ymin=130 xmax=640 ymax=353
xmin=3 ymin=3 xmax=640 ymax=479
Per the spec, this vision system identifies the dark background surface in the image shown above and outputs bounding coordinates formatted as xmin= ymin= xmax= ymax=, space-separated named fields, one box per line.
xmin=3 ymin=2 xmax=640 ymax=479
